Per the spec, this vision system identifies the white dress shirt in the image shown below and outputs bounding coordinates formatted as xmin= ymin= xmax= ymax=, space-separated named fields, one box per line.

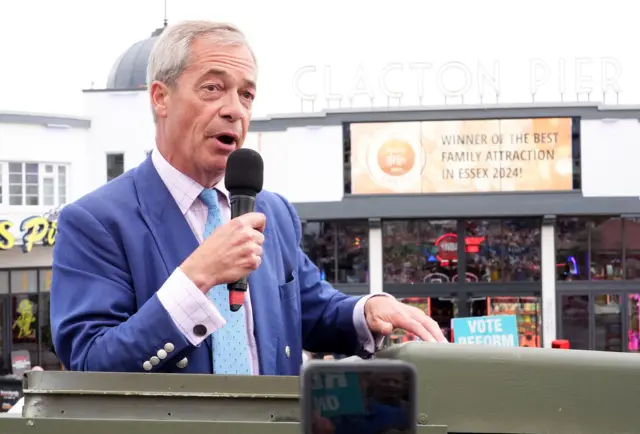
xmin=152 ymin=151 xmax=381 ymax=374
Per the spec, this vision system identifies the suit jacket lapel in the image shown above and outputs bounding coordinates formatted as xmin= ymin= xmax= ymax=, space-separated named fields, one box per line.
xmin=248 ymin=196 xmax=277 ymax=375
xmin=133 ymin=157 xmax=213 ymax=354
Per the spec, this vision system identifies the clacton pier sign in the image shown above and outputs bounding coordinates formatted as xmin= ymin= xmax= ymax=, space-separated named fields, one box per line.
xmin=291 ymin=57 xmax=624 ymax=111
xmin=0 ymin=208 xmax=61 ymax=253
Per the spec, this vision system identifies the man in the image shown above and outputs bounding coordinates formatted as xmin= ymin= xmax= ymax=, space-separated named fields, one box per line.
xmin=50 ymin=20 xmax=446 ymax=375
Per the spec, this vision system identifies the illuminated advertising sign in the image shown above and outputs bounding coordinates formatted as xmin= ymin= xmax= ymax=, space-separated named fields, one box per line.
xmin=349 ymin=117 xmax=574 ymax=194
xmin=0 ymin=216 xmax=57 ymax=253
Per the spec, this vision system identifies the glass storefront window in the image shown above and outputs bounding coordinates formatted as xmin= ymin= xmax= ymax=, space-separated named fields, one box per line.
xmin=337 ymin=221 xmax=368 ymax=284
xmin=556 ymin=217 xmax=624 ymax=281
xmin=303 ymin=221 xmax=336 ymax=283
xmin=0 ymin=271 xmax=8 ymax=294
xmin=38 ymin=269 xmax=52 ymax=292
xmin=590 ymin=218 xmax=623 ymax=280
xmin=624 ymin=219 xmax=640 ymax=279
xmin=465 ymin=219 xmax=541 ymax=282
xmin=38 ymin=293 xmax=58 ymax=370
xmin=11 ymin=293 xmax=38 ymax=365
xmin=559 ymin=292 xmax=639 ymax=352
xmin=9 ymin=270 xmax=37 ymax=293
xmin=629 ymin=294 xmax=640 ymax=353
xmin=594 ymin=294 xmax=623 ymax=351
xmin=0 ymin=268 xmax=60 ymax=372
xmin=383 ymin=220 xmax=457 ymax=284
xmin=389 ymin=297 xmax=457 ymax=344
xmin=470 ymin=296 xmax=541 ymax=347
xmin=560 ymin=294 xmax=589 ymax=350
xmin=556 ymin=218 xmax=589 ymax=281
xmin=302 ymin=220 xmax=369 ymax=284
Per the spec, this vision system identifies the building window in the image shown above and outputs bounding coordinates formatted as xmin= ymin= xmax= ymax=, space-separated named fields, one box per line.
xmin=3 ymin=162 xmax=69 ymax=207
xmin=302 ymin=220 xmax=369 ymax=284
xmin=0 ymin=268 xmax=62 ymax=373
xmin=630 ymin=294 xmax=640 ymax=353
xmin=58 ymin=166 xmax=67 ymax=205
xmin=560 ymin=294 xmax=589 ymax=349
xmin=556 ymin=217 xmax=623 ymax=281
xmin=558 ymin=293 xmax=627 ymax=352
xmin=383 ymin=220 xmax=458 ymax=284
xmin=624 ymin=218 xmax=640 ymax=279
xmin=107 ymin=153 xmax=124 ymax=182
xmin=464 ymin=219 xmax=541 ymax=282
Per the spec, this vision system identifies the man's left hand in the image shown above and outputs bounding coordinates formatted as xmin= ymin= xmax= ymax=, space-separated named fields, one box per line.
xmin=364 ymin=296 xmax=448 ymax=343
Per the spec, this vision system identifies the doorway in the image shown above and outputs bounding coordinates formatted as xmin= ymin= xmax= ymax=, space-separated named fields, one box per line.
xmin=557 ymin=292 xmax=626 ymax=351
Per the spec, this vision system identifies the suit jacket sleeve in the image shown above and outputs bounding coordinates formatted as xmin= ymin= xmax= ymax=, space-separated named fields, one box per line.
xmin=50 ymin=202 xmax=194 ymax=372
xmin=275 ymin=194 xmax=362 ymax=355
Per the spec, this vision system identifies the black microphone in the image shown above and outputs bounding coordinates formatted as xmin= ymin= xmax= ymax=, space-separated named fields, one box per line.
xmin=224 ymin=148 xmax=264 ymax=312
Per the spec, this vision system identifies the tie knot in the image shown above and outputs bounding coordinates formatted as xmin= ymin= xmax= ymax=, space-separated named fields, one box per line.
xmin=199 ymin=188 xmax=220 ymax=210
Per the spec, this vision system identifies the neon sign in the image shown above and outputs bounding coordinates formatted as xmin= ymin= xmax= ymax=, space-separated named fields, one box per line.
xmin=434 ymin=233 xmax=486 ymax=261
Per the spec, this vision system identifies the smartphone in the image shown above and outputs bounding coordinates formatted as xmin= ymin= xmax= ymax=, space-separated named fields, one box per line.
xmin=300 ymin=359 xmax=418 ymax=434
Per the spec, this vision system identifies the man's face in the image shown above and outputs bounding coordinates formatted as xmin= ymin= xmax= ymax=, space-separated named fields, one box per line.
xmin=370 ymin=374 xmax=404 ymax=404
xmin=153 ymin=37 xmax=256 ymax=185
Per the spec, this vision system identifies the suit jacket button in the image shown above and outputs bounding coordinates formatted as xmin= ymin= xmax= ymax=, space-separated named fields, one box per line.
xmin=164 ymin=343 xmax=175 ymax=353
xmin=193 ymin=324 xmax=207 ymax=337
xmin=285 ymin=346 xmax=290 ymax=358
xmin=176 ymin=357 xmax=188 ymax=369
xmin=150 ymin=356 xmax=160 ymax=366
xmin=157 ymin=349 xmax=167 ymax=360
xmin=143 ymin=361 xmax=152 ymax=371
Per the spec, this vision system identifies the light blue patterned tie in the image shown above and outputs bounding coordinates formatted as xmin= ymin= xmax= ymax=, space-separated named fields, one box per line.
xmin=199 ymin=188 xmax=251 ymax=375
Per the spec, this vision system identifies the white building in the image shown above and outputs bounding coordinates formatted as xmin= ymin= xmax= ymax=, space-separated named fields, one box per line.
xmin=2 ymin=24 xmax=640 ymax=373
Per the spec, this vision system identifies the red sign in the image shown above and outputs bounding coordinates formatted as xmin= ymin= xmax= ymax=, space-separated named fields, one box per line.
xmin=434 ymin=233 xmax=486 ymax=261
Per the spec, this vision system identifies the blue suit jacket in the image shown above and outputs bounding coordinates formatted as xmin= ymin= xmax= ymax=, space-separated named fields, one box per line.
xmin=50 ymin=156 xmax=363 ymax=375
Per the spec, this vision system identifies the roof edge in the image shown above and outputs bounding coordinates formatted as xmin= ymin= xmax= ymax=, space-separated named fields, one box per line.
xmin=250 ymin=102 xmax=640 ymax=122
xmin=83 ymin=88 xmax=147 ymax=93
xmin=0 ymin=111 xmax=91 ymax=129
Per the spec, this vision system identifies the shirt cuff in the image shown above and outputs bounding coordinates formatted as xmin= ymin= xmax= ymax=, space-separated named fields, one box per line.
xmin=156 ymin=268 xmax=225 ymax=346
xmin=353 ymin=293 xmax=396 ymax=354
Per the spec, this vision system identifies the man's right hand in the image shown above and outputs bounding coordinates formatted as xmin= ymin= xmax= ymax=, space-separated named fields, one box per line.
xmin=180 ymin=212 xmax=266 ymax=293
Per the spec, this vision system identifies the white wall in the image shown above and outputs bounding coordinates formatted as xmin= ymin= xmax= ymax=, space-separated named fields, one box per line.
xmin=251 ymin=126 xmax=344 ymax=203
xmin=0 ymin=121 xmax=89 ymax=201
xmin=83 ymin=91 xmax=155 ymax=193
xmin=0 ymin=121 xmax=87 ymax=263
xmin=580 ymin=119 xmax=640 ymax=197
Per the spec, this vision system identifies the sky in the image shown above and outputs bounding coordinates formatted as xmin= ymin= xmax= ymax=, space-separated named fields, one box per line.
xmin=0 ymin=0 xmax=637 ymax=118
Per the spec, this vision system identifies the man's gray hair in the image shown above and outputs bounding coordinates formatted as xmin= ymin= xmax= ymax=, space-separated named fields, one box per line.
xmin=146 ymin=21 xmax=255 ymax=120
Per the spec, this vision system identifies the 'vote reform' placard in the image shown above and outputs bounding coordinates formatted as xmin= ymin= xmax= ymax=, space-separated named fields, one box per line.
xmin=452 ymin=315 xmax=519 ymax=347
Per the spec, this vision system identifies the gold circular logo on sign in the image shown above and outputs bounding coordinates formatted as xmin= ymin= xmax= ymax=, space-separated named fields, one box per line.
xmin=376 ymin=139 xmax=416 ymax=176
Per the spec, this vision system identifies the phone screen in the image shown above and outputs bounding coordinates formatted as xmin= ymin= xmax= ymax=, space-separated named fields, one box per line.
xmin=306 ymin=365 xmax=416 ymax=434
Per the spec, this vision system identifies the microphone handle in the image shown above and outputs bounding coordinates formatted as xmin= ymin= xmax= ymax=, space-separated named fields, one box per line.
xmin=230 ymin=194 xmax=257 ymax=219
xmin=228 ymin=194 xmax=257 ymax=309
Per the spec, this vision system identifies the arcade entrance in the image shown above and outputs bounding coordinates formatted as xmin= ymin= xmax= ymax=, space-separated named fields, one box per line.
xmin=389 ymin=292 xmax=542 ymax=347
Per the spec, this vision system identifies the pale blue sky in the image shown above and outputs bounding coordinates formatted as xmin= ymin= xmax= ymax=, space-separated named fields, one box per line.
xmin=0 ymin=0 xmax=636 ymax=117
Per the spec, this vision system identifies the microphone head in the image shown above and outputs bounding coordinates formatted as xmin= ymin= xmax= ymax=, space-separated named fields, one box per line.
xmin=224 ymin=148 xmax=264 ymax=196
